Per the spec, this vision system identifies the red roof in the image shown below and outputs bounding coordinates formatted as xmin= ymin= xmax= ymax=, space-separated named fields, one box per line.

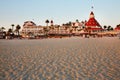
xmin=85 ymin=12 xmax=101 ymax=27
xmin=90 ymin=11 xmax=94 ymax=15
xmin=115 ymin=27 xmax=120 ymax=30
xmin=85 ymin=18 xmax=101 ymax=26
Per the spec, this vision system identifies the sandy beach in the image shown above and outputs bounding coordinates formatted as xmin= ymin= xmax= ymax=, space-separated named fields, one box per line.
xmin=0 ymin=37 xmax=120 ymax=80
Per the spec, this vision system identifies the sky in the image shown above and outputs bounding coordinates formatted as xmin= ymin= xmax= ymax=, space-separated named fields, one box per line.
xmin=0 ymin=0 xmax=120 ymax=30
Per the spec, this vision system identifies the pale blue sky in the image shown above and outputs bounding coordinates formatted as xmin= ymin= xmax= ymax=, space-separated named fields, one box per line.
xmin=0 ymin=0 xmax=120 ymax=30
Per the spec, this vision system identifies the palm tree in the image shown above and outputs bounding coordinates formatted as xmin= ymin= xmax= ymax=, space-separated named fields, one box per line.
xmin=7 ymin=28 xmax=13 ymax=38
xmin=76 ymin=19 xmax=79 ymax=23
xmin=68 ymin=21 xmax=72 ymax=26
xmin=8 ymin=28 xmax=12 ymax=33
xmin=16 ymin=25 xmax=21 ymax=37
xmin=103 ymin=25 xmax=107 ymax=31
xmin=50 ymin=20 xmax=53 ymax=26
xmin=45 ymin=19 xmax=49 ymax=27
xmin=107 ymin=25 xmax=113 ymax=31
xmin=0 ymin=27 xmax=5 ymax=32
xmin=116 ymin=25 xmax=119 ymax=28
xmin=11 ymin=24 xmax=14 ymax=32
xmin=110 ymin=27 xmax=113 ymax=31
xmin=107 ymin=25 xmax=111 ymax=31
xmin=103 ymin=25 xmax=107 ymax=29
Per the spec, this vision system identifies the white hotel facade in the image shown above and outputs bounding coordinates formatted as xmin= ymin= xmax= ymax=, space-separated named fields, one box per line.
xmin=21 ymin=21 xmax=44 ymax=37
xmin=21 ymin=21 xmax=85 ymax=37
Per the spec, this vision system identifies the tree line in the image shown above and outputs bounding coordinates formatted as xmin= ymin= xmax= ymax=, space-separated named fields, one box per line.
xmin=0 ymin=24 xmax=21 ymax=39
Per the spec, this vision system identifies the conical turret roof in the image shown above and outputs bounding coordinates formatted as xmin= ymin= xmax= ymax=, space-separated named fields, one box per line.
xmin=85 ymin=11 xmax=101 ymax=27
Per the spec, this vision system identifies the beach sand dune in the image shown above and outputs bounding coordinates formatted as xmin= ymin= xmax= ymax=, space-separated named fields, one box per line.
xmin=0 ymin=37 xmax=120 ymax=80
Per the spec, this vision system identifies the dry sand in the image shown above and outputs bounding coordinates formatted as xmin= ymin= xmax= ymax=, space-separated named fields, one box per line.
xmin=0 ymin=37 xmax=120 ymax=80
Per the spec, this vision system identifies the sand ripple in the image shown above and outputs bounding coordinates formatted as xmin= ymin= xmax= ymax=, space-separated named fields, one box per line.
xmin=0 ymin=37 xmax=120 ymax=80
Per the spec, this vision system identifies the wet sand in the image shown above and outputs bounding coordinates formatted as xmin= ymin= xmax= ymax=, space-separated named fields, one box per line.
xmin=0 ymin=37 xmax=120 ymax=80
